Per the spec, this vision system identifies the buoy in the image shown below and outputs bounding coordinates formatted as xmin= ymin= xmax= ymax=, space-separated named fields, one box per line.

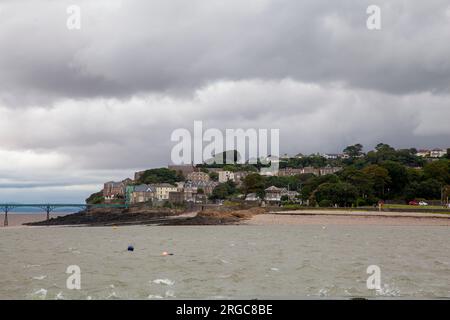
xmin=128 ymin=245 xmax=134 ymax=252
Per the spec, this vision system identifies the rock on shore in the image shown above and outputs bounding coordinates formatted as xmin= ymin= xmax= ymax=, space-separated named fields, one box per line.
xmin=25 ymin=206 xmax=184 ymax=227
xmin=24 ymin=206 xmax=267 ymax=227
xmin=162 ymin=207 xmax=266 ymax=225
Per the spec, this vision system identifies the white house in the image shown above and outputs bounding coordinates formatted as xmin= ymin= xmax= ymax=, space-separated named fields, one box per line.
xmin=218 ymin=171 xmax=235 ymax=183
xmin=245 ymin=193 xmax=260 ymax=201
xmin=430 ymin=148 xmax=447 ymax=158
xmin=152 ymin=183 xmax=178 ymax=200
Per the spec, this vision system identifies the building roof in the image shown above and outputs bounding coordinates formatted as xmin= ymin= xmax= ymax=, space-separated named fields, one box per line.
xmin=324 ymin=153 xmax=342 ymax=156
xmin=188 ymin=171 xmax=209 ymax=175
xmin=265 ymin=186 xmax=286 ymax=192
xmin=151 ymin=183 xmax=177 ymax=188
xmin=184 ymin=181 xmax=218 ymax=188
xmin=105 ymin=181 xmax=123 ymax=187
xmin=133 ymin=184 xmax=156 ymax=192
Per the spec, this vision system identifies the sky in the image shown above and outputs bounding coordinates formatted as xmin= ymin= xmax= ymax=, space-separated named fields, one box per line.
xmin=1 ymin=0 xmax=450 ymax=202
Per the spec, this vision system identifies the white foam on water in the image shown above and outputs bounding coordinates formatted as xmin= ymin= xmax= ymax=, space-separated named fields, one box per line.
xmin=32 ymin=288 xmax=47 ymax=299
xmin=147 ymin=294 xmax=163 ymax=299
xmin=33 ymin=275 xmax=47 ymax=280
xmin=165 ymin=290 xmax=176 ymax=298
xmin=270 ymin=268 xmax=280 ymax=272
xmin=376 ymin=284 xmax=401 ymax=297
xmin=55 ymin=292 xmax=65 ymax=300
xmin=318 ymin=288 xmax=329 ymax=297
xmin=152 ymin=279 xmax=175 ymax=286
xmin=106 ymin=292 xmax=118 ymax=299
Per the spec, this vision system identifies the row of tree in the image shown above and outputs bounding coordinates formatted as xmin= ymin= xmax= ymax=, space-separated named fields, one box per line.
xmin=208 ymin=144 xmax=450 ymax=206
xmin=88 ymin=144 xmax=450 ymax=207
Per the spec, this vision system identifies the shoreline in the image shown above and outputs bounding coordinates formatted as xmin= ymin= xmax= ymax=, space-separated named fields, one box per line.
xmin=271 ymin=209 xmax=450 ymax=219
xmin=2 ymin=208 xmax=450 ymax=228
xmin=245 ymin=212 xmax=450 ymax=226
xmin=0 ymin=213 xmax=69 ymax=227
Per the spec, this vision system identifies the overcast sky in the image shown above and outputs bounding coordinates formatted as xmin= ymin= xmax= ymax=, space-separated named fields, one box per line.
xmin=1 ymin=0 xmax=450 ymax=202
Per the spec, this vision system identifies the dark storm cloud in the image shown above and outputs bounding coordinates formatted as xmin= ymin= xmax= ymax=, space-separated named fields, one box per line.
xmin=1 ymin=0 xmax=450 ymax=201
xmin=1 ymin=0 xmax=450 ymax=106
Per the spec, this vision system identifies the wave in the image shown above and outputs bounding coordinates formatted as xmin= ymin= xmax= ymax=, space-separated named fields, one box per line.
xmin=152 ymin=279 xmax=175 ymax=286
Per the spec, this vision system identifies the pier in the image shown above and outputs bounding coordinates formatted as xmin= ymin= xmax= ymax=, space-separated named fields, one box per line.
xmin=1 ymin=203 xmax=128 ymax=226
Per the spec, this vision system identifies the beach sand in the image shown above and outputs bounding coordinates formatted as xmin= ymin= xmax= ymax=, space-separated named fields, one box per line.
xmin=246 ymin=210 xmax=450 ymax=226
xmin=2 ymin=210 xmax=450 ymax=227
xmin=1 ymin=213 xmax=68 ymax=227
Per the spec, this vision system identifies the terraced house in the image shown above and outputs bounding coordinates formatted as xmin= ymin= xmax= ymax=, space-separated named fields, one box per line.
xmin=153 ymin=183 xmax=178 ymax=200
xmin=187 ymin=171 xmax=210 ymax=182
xmin=128 ymin=184 xmax=156 ymax=204
xmin=103 ymin=178 xmax=133 ymax=202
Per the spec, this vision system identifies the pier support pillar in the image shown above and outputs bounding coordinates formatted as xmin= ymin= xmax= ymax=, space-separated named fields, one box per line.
xmin=3 ymin=207 xmax=8 ymax=227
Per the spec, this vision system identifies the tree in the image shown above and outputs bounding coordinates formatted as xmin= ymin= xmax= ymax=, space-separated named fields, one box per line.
xmin=242 ymin=173 xmax=266 ymax=198
xmin=204 ymin=150 xmax=240 ymax=165
xmin=210 ymin=180 xmax=236 ymax=200
xmin=406 ymin=167 xmax=423 ymax=184
xmin=416 ymin=179 xmax=442 ymax=200
xmin=264 ymin=175 xmax=303 ymax=191
xmin=393 ymin=149 xmax=424 ymax=167
xmin=362 ymin=165 xmax=391 ymax=198
xmin=375 ymin=143 xmax=395 ymax=153
xmin=313 ymin=182 xmax=359 ymax=207
xmin=423 ymin=160 xmax=450 ymax=184
xmin=443 ymin=185 xmax=450 ymax=203
xmin=339 ymin=167 xmax=373 ymax=198
xmin=300 ymin=174 xmax=340 ymax=200
xmin=209 ymin=172 xmax=219 ymax=181
xmin=405 ymin=179 xmax=442 ymax=200
xmin=366 ymin=143 xmax=397 ymax=164
xmin=380 ymin=161 xmax=408 ymax=197
xmin=86 ymin=191 xmax=104 ymax=204
xmin=137 ymin=168 xmax=183 ymax=185
xmin=343 ymin=144 xmax=364 ymax=157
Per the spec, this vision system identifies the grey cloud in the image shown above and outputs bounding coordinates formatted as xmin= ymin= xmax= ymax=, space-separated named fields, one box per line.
xmin=1 ymin=1 xmax=450 ymax=202
xmin=1 ymin=0 xmax=450 ymax=107
xmin=2 ymin=79 xmax=449 ymax=171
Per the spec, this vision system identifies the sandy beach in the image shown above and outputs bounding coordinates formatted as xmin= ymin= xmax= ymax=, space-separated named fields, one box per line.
xmin=246 ymin=210 xmax=450 ymax=226
xmin=1 ymin=213 xmax=68 ymax=227
xmin=2 ymin=209 xmax=450 ymax=228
